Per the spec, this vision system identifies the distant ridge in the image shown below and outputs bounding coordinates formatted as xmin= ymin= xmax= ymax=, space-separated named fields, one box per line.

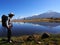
xmin=25 ymin=11 xmax=60 ymax=20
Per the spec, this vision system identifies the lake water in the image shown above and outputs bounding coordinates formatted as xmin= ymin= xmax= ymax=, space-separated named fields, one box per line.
xmin=0 ymin=22 xmax=60 ymax=37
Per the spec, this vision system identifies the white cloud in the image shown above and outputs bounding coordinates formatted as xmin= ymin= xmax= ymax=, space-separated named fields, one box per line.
xmin=19 ymin=16 xmax=25 ymax=18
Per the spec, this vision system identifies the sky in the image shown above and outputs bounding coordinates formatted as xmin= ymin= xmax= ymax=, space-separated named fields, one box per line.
xmin=0 ymin=0 xmax=60 ymax=19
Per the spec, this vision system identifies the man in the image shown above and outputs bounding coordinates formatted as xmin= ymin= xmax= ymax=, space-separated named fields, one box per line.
xmin=7 ymin=13 xmax=14 ymax=43
xmin=2 ymin=12 xmax=14 ymax=43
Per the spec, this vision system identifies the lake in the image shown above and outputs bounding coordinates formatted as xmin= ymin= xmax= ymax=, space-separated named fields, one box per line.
xmin=0 ymin=22 xmax=60 ymax=37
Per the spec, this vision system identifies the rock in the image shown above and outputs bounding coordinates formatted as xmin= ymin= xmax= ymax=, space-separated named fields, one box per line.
xmin=36 ymin=41 xmax=42 ymax=44
xmin=41 ymin=32 xmax=50 ymax=39
xmin=27 ymin=35 xmax=34 ymax=41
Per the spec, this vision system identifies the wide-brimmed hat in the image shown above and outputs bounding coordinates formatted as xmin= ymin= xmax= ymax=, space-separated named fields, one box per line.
xmin=8 ymin=12 xmax=14 ymax=17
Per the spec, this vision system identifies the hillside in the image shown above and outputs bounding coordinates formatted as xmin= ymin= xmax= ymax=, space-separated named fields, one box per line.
xmin=25 ymin=11 xmax=60 ymax=20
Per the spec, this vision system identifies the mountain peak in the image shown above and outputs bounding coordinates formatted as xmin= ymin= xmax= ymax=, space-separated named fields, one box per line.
xmin=45 ymin=10 xmax=59 ymax=14
xmin=24 ymin=11 xmax=60 ymax=20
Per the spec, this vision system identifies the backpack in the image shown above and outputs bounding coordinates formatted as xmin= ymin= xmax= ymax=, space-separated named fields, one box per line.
xmin=1 ymin=15 xmax=8 ymax=27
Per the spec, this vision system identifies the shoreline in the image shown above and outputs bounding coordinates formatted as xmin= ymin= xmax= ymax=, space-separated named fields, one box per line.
xmin=0 ymin=34 xmax=60 ymax=45
xmin=12 ymin=19 xmax=60 ymax=22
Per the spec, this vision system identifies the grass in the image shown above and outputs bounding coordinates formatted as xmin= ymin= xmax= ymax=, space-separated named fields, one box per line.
xmin=0 ymin=34 xmax=60 ymax=45
xmin=12 ymin=18 xmax=60 ymax=22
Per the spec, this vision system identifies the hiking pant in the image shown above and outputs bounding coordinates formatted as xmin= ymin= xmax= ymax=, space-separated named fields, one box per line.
xmin=7 ymin=28 xmax=11 ymax=42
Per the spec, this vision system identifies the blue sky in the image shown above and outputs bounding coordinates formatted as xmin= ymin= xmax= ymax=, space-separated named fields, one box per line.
xmin=0 ymin=0 xmax=60 ymax=19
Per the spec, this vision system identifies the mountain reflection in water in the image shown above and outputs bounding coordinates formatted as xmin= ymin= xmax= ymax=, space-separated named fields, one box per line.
xmin=0 ymin=22 xmax=60 ymax=37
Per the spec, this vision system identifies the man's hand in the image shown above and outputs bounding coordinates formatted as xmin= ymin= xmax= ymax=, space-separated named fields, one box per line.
xmin=7 ymin=25 xmax=12 ymax=28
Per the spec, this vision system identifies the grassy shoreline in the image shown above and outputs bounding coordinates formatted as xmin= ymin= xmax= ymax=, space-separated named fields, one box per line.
xmin=0 ymin=34 xmax=60 ymax=45
xmin=12 ymin=19 xmax=60 ymax=22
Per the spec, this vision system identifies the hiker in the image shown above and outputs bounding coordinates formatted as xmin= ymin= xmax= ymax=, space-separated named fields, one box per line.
xmin=2 ymin=12 xmax=14 ymax=43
